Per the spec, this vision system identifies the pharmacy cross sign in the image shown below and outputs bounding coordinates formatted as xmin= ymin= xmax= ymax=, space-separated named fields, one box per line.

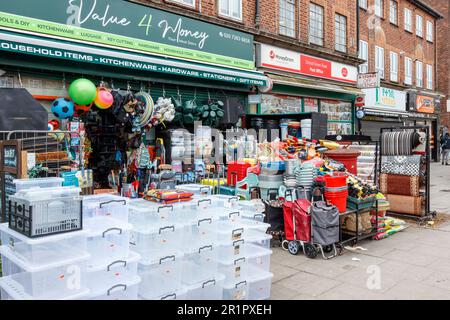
xmin=0 ymin=0 xmax=255 ymax=69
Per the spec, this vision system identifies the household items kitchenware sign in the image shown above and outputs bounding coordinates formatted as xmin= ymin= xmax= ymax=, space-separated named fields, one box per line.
xmin=357 ymin=72 xmax=380 ymax=89
xmin=362 ymin=87 xmax=406 ymax=112
xmin=256 ymin=43 xmax=357 ymax=84
xmin=0 ymin=0 xmax=254 ymax=69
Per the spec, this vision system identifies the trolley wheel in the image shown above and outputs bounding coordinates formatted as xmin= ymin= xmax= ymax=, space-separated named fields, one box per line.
xmin=304 ymin=243 xmax=317 ymax=259
xmin=287 ymin=241 xmax=300 ymax=255
xmin=323 ymin=245 xmax=334 ymax=253
xmin=281 ymin=240 xmax=289 ymax=251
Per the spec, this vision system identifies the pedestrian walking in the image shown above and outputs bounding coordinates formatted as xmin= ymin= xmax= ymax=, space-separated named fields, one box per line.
xmin=441 ymin=132 xmax=450 ymax=165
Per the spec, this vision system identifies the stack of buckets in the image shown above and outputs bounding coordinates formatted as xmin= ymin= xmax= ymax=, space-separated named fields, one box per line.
xmin=324 ymin=173 xmax=348 ymax=213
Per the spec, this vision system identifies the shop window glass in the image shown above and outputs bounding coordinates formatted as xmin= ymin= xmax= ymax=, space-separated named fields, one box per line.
xmin=320 ymin=100 xmax=353 ymax=135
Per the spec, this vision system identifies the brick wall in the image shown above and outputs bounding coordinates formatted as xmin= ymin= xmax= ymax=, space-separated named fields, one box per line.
xmin=423 ymin=0 xmax=450 ymax=128
xmin=359 ymin=0 xmax=437 ymax=91
xmin=133 ymin=0 xmax=361 ymax=66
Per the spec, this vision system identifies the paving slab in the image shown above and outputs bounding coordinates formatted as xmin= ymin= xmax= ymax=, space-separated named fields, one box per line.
xmin=383 ymin=249 xmax=440 ymax=267
xmin=318 ymin=283 xmax=387 ymax=300
xmin=377 ymin=260 xmax=435 ymax=282
xmin=275 ymin=271 xmax=342 ymax=297
xmin=382 ymin=278 xmax=450 ymax=300
xmin=270 ymin=263 xmax=301 ymax=283
xmin=421 ymin=271 xmax=450 ymax=291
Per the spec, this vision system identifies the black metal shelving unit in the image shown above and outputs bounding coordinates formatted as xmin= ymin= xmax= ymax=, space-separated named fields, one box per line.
xmin=378 ymin=126 xmax=436 ymax=223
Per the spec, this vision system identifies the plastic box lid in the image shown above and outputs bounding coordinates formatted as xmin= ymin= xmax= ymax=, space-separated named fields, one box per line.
xmin=87 ymin=275 xmax=141 ymax=299
xmin=13 ymin=177 xmax=64 ymax=191
xmin=10 ymin=187 xmax=81 ymax=202
xmin=86 ymin=251 xmax=141 ymax=272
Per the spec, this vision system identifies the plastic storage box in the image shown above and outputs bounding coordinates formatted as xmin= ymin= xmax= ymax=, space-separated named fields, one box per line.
xmin=216 ymin=239 xmax=247 ymax=261
xmin=0 ymin=245 xmax=89 ymax=299
xmin=89 ymin=276 xmax=141 ymax=300
xmin=217 ymin=255 xmax=248 ymax=286
xmin=86 ymin=221 xmax=132 ymax=267
xmin=138 ymin=252 xmax=184 ymax=299
xmin=182 ymin=245 xmax=217 ymax=285
xmin=247 ymin=268 xmax=273 ymax=300
xmin=204 ymin=220 xmax=245 ymax=245
xmin=223 ymin=280 xmax=248 ymax=300
xmin=128 ymin=200 xmax=184 ymax=226
xmin=0 ymin=276 xmax=90 ymax=300
xmin=13 ymin=178 xmax=64 ymax=193
xmin=130 ymin=222 xmax=187 ymax=260
xmin=143 ymin=288 xmax=187 ymax=300
xmin=86 ymin=251 xmax=140 ymax=293
xmin=82 ymin=195 xmax=129 ymax=225
xmin=175 ymin=184 xmax=212 ymax=196
xmin=0 ymin=224 xmax=88 ymax=268
xmin=246 ymin=244 xmax=272 ymax=272
xmin=184 ymin=274 xmax=225 ymax=300
xmin=8 ymin=187 xmax=82 ymax=238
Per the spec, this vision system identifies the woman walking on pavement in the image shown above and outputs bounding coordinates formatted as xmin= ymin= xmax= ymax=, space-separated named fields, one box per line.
xmin=441 ymin=132 xmax=450 ymax=165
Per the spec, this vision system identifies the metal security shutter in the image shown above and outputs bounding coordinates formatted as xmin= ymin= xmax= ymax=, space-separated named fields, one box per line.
xmin=360 ymin=120 xmax=401 ymax=141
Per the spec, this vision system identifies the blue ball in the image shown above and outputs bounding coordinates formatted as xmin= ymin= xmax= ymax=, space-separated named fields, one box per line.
xmin=51 ymin=98 xmax=75 ymax=120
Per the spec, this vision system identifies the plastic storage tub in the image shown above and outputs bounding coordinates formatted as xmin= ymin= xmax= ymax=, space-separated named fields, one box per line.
xmin=86 ymin=221 xmax=132 ymax=267
xmin=138 ymin=252 xmax=184 ymax=299
xmin=223 ymin=280 xmax=248 ymax=300
xmin=247 ymin=233 xmax=272 ymax=250
xmin=216 ymin=239 xmax=247 ymax=261
xmin=0 ymin=276 xmax=90 ymax=300
xmin=204 ymin=220 xmax=244 ymax=245
xmin=246 ymin=243 xmax=272 ymax=272
xmin=86 ymin=251 xmax=140 ymax=293
xmin=82 ymin=195 xmax=129 ymax=225
xmin=8 ymin=187 xmax=82 ymax=238
xmin=175 ymin=184 xmax=212 ymax=196
xmin=143 ymin=288 xmax=187 ymax=300
xmin=184 ymin=274 xmax=225 ymax=300
xmin=0 ymin=224 xmax=88 ymax=268
xmin=130 ymin=222 xmax=187 ymax=260
xmin=13 ymin=177 xmax=64 ymax=193
xmin=0 ymin=245 xmax=89 ymax=299
xmin=217 ymin=255 xmax=248 ymax=286
xmin=247 ymin=267 xmax=273 ymax=300
xmin=89 ymin=276 xmax=141 ymax=300
xmin=182 ymin=245 xmax=217 ymax=285
xmin=129 ymin=200 xmax=187 ymax=226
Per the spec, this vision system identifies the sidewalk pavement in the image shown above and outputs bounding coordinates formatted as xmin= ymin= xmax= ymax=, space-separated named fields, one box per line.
xmin=270 ymin=162 xmax=450 ymax=300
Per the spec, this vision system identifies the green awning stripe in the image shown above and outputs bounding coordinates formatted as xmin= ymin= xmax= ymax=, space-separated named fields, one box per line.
xmin=0 ymin=30 xmax=268 ymax=88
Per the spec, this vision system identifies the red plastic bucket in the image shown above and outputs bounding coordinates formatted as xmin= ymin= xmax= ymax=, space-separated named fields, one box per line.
xmin=324 ymin=174 xmax=348 ymax=188
xmin=325 ymin=191 xmax=348 ymax=213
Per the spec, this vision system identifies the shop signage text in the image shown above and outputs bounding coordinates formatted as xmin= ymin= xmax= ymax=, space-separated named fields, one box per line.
xmin=256 ymin=44 xmax=357 ymax=84
xmin=416 ymin=95 xmax=435 ymax=114
xmin=0 ymin=38 xmax=265 ymax=87
xmin=0 ymin=0 xmax=254 ymax=69
xmin=357 ymin=72 xmax=380 ymax=89
xmin=362 ymin=87 xmax=406 ymax=112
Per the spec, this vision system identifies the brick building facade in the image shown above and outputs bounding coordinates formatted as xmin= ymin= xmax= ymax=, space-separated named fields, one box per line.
xmin=424 ymin=0 xmax=450 ymax=130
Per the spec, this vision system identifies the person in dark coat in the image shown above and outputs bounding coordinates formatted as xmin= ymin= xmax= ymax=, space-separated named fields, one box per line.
xmin=441 ymin=132 xmax=450 ymax=165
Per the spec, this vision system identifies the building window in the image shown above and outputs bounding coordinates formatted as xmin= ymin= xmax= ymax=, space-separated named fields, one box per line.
xmin=416 ymin=15 xmax=423 ymax=37
xmin=374 ymin=0 xmax=383 ymax=17
xmin=309 ymin=3 xmax=324 ymax=46
xmin=389 ymin=52 xmax=398 ymax=82
xmin=426 ymin=64 xmax=433 ymax=90
xmin=279 ymin=0 xmax=296 ymax=38
xmin=219 ymin=0 xmax=242 ymax=21
xmin=359 ymin=0 xmax=367 ymax=10
xmin=416 ymin=60 xmax=423 ymax=87
xmin=375 ymin=46 xmax=385 ymax=79
xmin=405 ymin=57 xmax=413 ymax=85
xmin=404 ymin=8 xmax=412 ymax=32
xmin=169 ymin=0 xmax=195 ymax=7
xmin=335 ymin=14 xmax=347 ymax=52
xmin=426 ymin=21 xmax=433 ymax=42
xmin=359 ymin=40 xmax=369 ymax=73
xmin=389 ymin=1 xmax=398 ymax=25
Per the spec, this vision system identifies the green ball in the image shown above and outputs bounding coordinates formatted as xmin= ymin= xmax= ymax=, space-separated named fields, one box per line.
xmin=68 ymin=79 xmax=97 ymax=105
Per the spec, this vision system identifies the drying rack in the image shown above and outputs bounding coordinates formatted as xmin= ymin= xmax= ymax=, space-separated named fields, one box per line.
xmin=377 ymin=126 xmax=436 ymax=223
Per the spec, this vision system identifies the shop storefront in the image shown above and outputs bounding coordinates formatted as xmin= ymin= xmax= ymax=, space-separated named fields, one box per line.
xmin=406 ymin=91 xmax=441 ymax=161
xmin=250 ymin=43 xmax=361 ymax=139
xmin=360 ymin=87 xmax=408 ymax=141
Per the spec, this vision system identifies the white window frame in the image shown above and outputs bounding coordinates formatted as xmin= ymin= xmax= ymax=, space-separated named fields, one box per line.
xmin=416 ymin=15 xmax=423 ymax=37
xmin=416 ymin=60 xmax=423 ymax=87
xmin=359 ymin=40 xmax=369 ymax=73
xmin=219 ymin=0 xmax=242 ymax=21
xmin=374 ymin=0 xmax=383 ymax=17
xmin=169 ymin=0 xmax=196 ymax=8
xmin=405 ymin=57 xmax=413 ymax=85
xmin=335 ymin=14 xmax=347 ymax=53
xmin=389 ymin=0 xmax=398 ymax=25
xmin=279 ymin=0 xmax=296 ymax=38
xmin=359 ymin=0 xmax=368 ymax=10
xmin=309 ymin=3 xmax=324 ymax=46
xmin=426 ymin=64 xmax=433 ymax=90
xmin=404 ymin=8 xmax=412 ymax=32
xmin=426 ymin=21 xmax=433 ymax=42
xmin=390 ymin=51 xmax=398 ymax=82
xmin=375 ymin=46 xmax=385 ymax=79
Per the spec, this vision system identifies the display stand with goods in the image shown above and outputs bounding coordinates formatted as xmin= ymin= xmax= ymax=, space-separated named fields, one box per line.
xmin=378 ymin=126 xmax=435 ymax=222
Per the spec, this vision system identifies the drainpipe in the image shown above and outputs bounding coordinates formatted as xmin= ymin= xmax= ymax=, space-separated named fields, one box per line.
xmin=356 ymin=2 xmax=360 ymax=54
xmin=255 ymin=0 xmax=261 ymax=29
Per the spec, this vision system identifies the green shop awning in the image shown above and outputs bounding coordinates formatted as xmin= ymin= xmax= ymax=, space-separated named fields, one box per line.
xmin=0 ymin=31 xmax=269 ymax=88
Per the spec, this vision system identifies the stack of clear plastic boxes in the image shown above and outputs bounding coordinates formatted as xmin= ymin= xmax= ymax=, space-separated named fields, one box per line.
xmin=82 ymin=195 xmax=141 ymax=300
